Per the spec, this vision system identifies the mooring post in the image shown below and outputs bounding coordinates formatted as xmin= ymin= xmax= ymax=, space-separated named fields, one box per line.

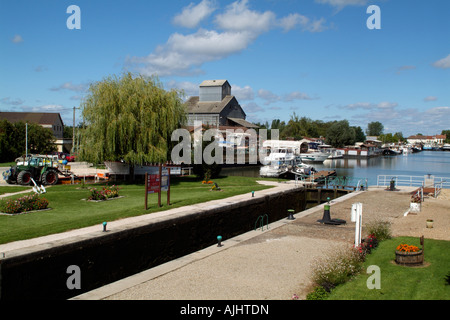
xmin=287 ymin=209 xmax=295 ymax=220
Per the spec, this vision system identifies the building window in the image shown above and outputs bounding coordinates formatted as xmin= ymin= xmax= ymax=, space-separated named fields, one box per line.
xmin=187 ymin=114 xmax=219 ymax=127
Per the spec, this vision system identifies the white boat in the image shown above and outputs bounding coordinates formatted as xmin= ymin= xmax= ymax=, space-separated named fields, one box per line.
xmin=259 ymin=148 xmax=296 ymax=177
xmin=442 ymin=144 xmax=450 ymax=151
xmin=299 ymin=151 xmax=330 ymax=163
xmin=401 ymin=145 xmax=412 ymax=155
xmin=318 ymin=145 xmax=344 ymax=159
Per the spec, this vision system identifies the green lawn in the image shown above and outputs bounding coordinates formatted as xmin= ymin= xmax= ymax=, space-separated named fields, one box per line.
xmin=327 ymin=237 xmax=450 ymax=300
xmin=0 ymin=175 xmax=274 ymax=244
xmin=0 ymin=186 xmax=32 ymax=195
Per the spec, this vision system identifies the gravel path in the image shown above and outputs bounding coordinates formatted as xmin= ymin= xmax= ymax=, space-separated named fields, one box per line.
xmin=103 ymin=187 xmax=449 ymax=300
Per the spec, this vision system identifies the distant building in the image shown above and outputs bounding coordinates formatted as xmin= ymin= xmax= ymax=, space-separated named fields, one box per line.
xmin=184 ymin=80 xmax=258 ymax=130
xmin=407 ymin=134 xmax=446 ymax=146
xmin=0 ymin=112 xmax=72 ymax=152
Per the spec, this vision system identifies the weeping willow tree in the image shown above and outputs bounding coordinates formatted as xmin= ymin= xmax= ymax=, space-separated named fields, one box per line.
xmin=79 ymin=73 xmax=186 ymax=165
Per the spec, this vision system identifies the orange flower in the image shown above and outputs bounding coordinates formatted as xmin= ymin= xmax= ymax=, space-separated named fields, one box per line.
xmin=396 ymin=244 xmax=419 ymax=252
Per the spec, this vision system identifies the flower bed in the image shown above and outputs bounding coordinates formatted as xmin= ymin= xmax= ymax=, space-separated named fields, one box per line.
xmin=0 ymin=193 xmax=49 ymax=215
xmin=87 ymin=185 xmax=121 ymax=201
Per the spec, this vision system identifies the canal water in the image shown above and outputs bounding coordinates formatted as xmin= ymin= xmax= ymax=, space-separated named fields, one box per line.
xmin=317 ymin=150 xmax=450 ymax=187
xmin=222 ymin=151 xmax=450 ymax=187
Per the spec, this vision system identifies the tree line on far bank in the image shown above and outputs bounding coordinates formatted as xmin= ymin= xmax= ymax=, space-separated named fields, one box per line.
xmin=254 ymin=116 xmax=406 ymax=148
xmin=0 ymin=120 xmax=56 ymax=163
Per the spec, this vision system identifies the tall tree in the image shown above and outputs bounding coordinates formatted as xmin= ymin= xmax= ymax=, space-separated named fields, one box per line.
xmin=353 ymin=126 xmax=366 ymax=142
xmin=441 ymin=130 xmax=450 ymax=143
xmin=326 ymin=120 xmax=356 ymax=148
xmin=79 ymin=73 xmax=186 ymax=165
xmin=366 ymin=121 xmax=384 ymax=136
xmin=0 ymin=120 xmax=56 ymax=162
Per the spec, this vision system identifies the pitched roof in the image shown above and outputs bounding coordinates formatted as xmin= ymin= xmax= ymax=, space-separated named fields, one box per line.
xmin=0 ymin=112 xmax=63 ymax=125
xmin=185 ymin=95 xmax=236 ymax=114
xmin=227 ymin=117 xmax=259 ymax=128
xmin=199 ymin=80 xmax=229 ymax=87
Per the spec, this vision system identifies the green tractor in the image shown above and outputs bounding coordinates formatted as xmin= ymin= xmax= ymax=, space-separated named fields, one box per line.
xmin=3 ymin=155 xmax=63 ymax=186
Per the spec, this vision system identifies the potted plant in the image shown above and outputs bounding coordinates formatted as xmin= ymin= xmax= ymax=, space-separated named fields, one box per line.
xmin=426 ymin=219 xmax=434 ymax=228
xmin=410 ymin=193 xmax=421 ymax=213
xmin=395 ymin=243 xmax=423 ymax=266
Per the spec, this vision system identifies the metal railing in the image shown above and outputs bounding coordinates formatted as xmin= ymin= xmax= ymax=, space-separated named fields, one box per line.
xmin=377 ymin=175 xmax=450 ymax=189
xmin=255 ymin=214 xmax=269 ymax=231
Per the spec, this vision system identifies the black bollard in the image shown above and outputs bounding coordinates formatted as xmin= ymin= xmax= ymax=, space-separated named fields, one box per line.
xmin=287 ymin=209 xmax=295 ymax=220
xmin=317 ymin=204 xmax=346 ymax=225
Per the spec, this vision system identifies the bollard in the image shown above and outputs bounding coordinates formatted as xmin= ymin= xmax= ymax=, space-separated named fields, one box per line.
xmin=287 ymin=209 xmax=295 ymax=220
xmin=318 ymin=203 xmax=346 ymax=225
xmin=217 ymin=235 xmax=223 ymax=247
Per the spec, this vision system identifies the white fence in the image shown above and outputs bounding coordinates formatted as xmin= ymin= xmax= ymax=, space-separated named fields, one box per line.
xmin=377 ymin=175 xmax=450 ymax=190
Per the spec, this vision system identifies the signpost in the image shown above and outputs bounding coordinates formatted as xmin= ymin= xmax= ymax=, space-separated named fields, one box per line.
xmin=352 ymin=202 xmax=363 ymax=247
xmin=145 ymin=165 xmax=171 ymax=210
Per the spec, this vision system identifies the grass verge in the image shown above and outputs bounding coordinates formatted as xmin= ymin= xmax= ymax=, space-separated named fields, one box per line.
xmin=327 ymin=236 xmax=450 ymax=300
xmin=0 ymin=175 xmax=273 ymax=245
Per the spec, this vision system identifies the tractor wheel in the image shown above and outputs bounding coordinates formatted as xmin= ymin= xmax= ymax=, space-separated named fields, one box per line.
xmin=42 ymin=169 xmax=59 ymax=185
xmin=17 ymin=170 xmax=32 ymax=186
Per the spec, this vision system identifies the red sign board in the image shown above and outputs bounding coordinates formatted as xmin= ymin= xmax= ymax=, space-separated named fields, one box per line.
xmin=144 ymin=166 xmax=170 ymax=210
xmin=147 ymin=174 xmax=160 ymax=194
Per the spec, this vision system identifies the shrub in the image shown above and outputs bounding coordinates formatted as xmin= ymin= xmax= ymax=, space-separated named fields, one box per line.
xmin=88 ymin=185 xmax=120 ymax=201
xmin=306 ymin=285 xmax=330 ymax=300
xmin=310 ymin=246 xmax=364 ymax=290
xmin=0 ymin=193 xmax=49 ymax=214
xmin=366 ymin=220 xmax=392 ymax=241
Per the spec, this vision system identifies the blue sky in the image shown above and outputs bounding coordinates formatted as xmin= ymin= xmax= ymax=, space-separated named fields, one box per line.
xmin=1 ymin=0 xmax=449 ymax=137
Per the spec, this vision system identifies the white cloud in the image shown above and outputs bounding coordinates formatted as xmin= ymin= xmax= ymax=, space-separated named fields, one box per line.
xmin=164 ymin=80 xmax=200 ymax=100
xmin=432 ymin=54 xmax=450 ymax=69
xmin=172 ymin=0 xmax=217 ymax=28
xmin=424 ymin=96 xmax=437 ymax=102
xmin=35 ymin=105 xmax=66 ymax=112
xmin=1 ymin=97 xmax=24 ymax=106
xmin=243 ymin=102 xmax=264 ymax=113
xmin=50 ymin=82 xmax=87 ymax=92
xmin=315 ymin=0 xmax=368 ymax=8
xmin=283 ymin=91 xmax=315 ymax=101
xmin=130 ymin=29 xmax=257 ymax=76
xmin=129 ymin=0 xmax=328 ymax=77
xmin=232 ymin=85 xmax=254 ymax=101
xmin=342 ymin=101 xmax=398 ymax=111
xmin=279 ymin=14 xmax=327 ymax=33
xmin=258 ymin=89 xmax=280 ymax=105
xmin=215 ymin=0 xmax=276 ymax=34
xmin=396 ymin=65 xmax=416 ymax=74
xmin=12 ymin=34 xmax=23 ymax=43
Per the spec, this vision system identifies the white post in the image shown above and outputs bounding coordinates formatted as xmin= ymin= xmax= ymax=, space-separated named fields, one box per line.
xmin=25 ymin=122 xmax=28 ymax=157
xmin=354 ymin=203 xmax=363 ymax=247
xmin=351 ymin=203 xmax=357 ymax=222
